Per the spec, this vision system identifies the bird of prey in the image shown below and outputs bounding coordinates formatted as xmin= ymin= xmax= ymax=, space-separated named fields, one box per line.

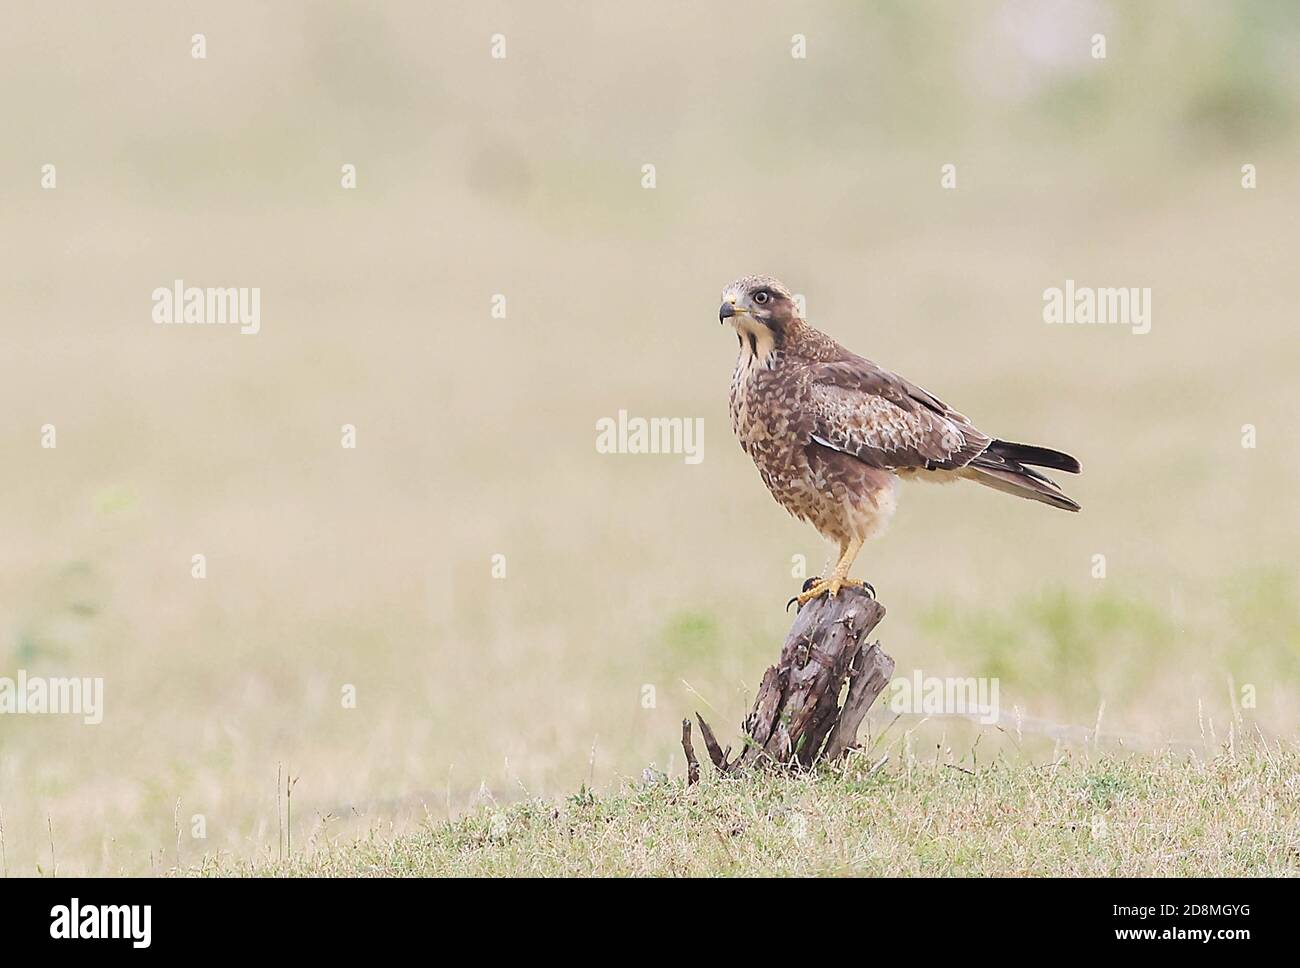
xmin=720 ymin=274 xmax=1080 ymax=607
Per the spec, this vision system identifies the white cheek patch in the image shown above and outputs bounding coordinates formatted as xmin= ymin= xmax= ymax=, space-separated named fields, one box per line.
xmin=734 ymin=318 xmax=777 ymax=365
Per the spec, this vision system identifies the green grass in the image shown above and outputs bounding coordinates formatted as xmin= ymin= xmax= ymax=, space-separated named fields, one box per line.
xmin=195 ymin=744 xmax=1299 ymax=877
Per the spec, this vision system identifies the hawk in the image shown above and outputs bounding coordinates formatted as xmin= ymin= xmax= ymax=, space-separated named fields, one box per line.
xmin=720 ymin=274 xmax=1080 ymax=607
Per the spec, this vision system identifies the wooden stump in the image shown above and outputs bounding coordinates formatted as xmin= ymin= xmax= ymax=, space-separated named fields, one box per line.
xmin=683 ymin=586 xmax=893 ymax=777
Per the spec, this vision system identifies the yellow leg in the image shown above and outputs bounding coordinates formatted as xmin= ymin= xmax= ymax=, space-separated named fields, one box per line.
xmin=796 ymin=537 xmax=869 ymax=606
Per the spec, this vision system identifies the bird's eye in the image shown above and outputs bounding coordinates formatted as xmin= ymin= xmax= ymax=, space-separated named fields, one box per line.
xmin=753 ymin=291 xmax=770 ymax=305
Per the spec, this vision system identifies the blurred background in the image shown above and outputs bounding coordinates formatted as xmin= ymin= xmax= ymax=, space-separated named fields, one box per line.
xmin=1 ymin=0 xmax=1298 ymax=874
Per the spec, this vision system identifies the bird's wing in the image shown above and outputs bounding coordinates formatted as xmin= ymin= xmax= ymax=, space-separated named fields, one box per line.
xmin=805 ymin=358 xmax=990 ymax=471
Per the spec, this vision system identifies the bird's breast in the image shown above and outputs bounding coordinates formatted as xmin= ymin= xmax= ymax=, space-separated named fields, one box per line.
xmin=729 ymin=356 xmax=805 ymax=463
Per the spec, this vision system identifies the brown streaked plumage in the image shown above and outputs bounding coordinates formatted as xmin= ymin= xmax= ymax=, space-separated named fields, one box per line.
xmin=719 ymin=274 xmax=1080 ymax=605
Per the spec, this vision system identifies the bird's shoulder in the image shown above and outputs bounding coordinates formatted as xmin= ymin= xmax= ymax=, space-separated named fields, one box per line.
xmin=786 ymin=329 xmax=943 ymax=414
xmin=786 ymin=325 xmax=988 ymax=470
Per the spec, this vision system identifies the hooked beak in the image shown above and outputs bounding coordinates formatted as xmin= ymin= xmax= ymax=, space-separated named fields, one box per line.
xmin=719 ymin=302 xmax=743 ymax=324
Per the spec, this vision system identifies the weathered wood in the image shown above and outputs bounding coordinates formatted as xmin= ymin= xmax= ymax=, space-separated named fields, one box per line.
xmin=823 ymin=640 xmax=895 ymax=761
xmin=681 ymin=719 xmax=700 ymax=786
xmin=695 ymin=714 xmax=729 ymax=772
xmin=682 ymin=586 xmax=893 ymax=776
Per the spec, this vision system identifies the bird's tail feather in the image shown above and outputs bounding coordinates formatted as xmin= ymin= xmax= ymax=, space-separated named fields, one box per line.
xmin=963 ymin=460 xmax=1081 ymax=512
xmin=986 ymin=439 xmax=1081 ymax=474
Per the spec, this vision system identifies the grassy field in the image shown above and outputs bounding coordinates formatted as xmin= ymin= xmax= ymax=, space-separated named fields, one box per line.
xmin=201 ymin=744 xmax=1299 ymax=877
xmin=2 ymin=2 xmax=1299 ymax=876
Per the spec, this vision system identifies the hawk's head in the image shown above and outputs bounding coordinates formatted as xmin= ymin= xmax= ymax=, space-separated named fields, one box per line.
xmin=719 ymin=275 xmax=800 ymax=337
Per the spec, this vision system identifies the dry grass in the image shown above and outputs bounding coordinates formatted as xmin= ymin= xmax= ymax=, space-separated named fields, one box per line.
xmin=199 ymin=743 xmax=1300 ymax=877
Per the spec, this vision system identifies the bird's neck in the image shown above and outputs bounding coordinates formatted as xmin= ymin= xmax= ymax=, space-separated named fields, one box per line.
xmin=734 ymin=319 xmax=783 ymax=371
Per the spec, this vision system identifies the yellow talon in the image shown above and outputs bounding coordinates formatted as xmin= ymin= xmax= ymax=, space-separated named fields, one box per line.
xmin=795 ymin=576 xmax=870 ymax=606
xmin=792 ymin=537 xmax=871 ymax=607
